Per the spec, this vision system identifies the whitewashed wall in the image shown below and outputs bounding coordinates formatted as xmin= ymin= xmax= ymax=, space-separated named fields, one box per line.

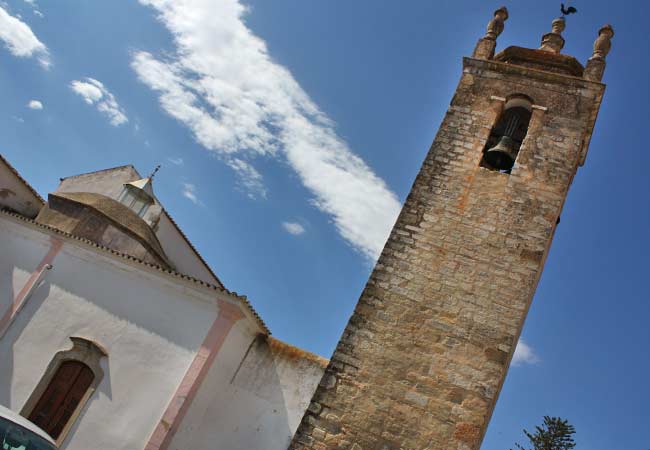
xmin=0 ymin=216 xmax=258 ymax=450
xmin=0 ymin=215 xmax=325 ymax=450
xmin=154 ymin=212 xmax=220 ymax=286
xmin=56 ymin=166 xmax=139 ymax=200
xmin=169 ymin=336 xmax=327 ymax=450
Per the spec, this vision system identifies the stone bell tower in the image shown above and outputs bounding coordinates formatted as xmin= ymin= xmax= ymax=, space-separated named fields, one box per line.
xmin=290 ymin=8 xmax=613 ymax=450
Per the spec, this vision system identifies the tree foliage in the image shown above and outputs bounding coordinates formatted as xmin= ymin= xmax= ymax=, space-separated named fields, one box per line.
xmin=511 ymin=416 xmax=576 ymax=450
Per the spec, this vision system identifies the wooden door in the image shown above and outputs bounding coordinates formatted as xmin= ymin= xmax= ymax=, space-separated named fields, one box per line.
xmin=28 ymin=360 xmax=94 ymax=440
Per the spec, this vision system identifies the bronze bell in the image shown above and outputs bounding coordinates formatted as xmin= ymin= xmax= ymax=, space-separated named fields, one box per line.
xmin=484 ymin=135 xmax=517 ymax=170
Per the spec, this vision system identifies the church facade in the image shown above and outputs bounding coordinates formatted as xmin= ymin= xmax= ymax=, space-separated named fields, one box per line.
xmin=0 ymin=7 xmax=612 ymax=450
xmin=0 ymin=158 xmax=327 ymax=450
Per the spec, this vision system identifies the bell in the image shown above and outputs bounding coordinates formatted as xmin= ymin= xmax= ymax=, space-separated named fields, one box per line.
xmin=484 ymin=135 xmax=517 ymax=170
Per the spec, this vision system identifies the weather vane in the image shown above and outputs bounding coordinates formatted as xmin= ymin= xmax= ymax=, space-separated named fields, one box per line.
xmin=149 ymin=164 xmax=161 ymax=180
xmin=561 ymin=2 xmax=577 ymax=17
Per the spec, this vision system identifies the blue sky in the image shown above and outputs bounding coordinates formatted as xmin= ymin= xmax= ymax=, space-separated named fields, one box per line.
xmin=0 ymin=0 xmax=648 ymax=448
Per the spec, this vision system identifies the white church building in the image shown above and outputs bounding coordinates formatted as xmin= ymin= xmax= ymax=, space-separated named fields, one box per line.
xmin=0 ymin=153 xmax=328 ymax=450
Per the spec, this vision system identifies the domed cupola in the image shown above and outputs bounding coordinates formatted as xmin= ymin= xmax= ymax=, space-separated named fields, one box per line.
xmin=36 ymin=165 xmax=171 ymax=269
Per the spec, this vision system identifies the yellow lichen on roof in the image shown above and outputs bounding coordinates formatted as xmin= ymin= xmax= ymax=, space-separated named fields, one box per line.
xmin=268 ymin=336 xmax=329 ymax=369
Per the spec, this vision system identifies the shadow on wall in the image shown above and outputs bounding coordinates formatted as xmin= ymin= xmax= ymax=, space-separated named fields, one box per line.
xmin=191 ymin=335 xmax=295 ymax=450
xmin=0 ymin=265 xmax=15 ymax=408
xmin=171 ymin=334 xmax=329 ymax=450
xmin=0 ymin=273 xmax=51 ymax=409
xmin=230 ymin=336 xmax=295 ymax=447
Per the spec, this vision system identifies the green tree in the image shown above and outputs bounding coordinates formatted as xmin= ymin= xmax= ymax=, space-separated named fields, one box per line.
xmin=511 ymin=416 xmax=576 ymax=450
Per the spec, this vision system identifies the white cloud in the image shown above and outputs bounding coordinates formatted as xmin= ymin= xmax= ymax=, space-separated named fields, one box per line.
xmin=512 ymin=339 xmax=540 ymax=367
xmin=23 ymin=0 xmax=43 ymax=18
xmin=167 ymin=157 xmax=184 ymax=166
xmin=181 ymin=182 xmax=201 ymax=205
xmin=0 ymin=5 xmax=49 ymax=68
xmin=132 ymin=0 xmax=401 ymax=260
xmin=282 ymin=222 xmax=305 ymax=236
xmin=27 ymin=99 xmax=42 ymax=110
xmin=226 ymin=157 xmax=266 ymax=199
xmin=70 ymin=78 xmax=128 ymax=126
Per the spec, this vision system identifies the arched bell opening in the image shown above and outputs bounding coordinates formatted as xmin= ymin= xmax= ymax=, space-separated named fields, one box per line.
xmin=481 ymin=95 xmax=533 ymax=173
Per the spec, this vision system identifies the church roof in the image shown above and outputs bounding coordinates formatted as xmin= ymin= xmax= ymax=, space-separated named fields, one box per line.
xmin=494 ymin=46 xmax=585 ymax=77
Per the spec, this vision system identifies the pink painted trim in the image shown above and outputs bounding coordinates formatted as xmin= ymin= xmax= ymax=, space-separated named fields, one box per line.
xmin=0 ymin=238 xmax=62 ymax=338
xmin=145 ymin=300 xmax=245 ymax=450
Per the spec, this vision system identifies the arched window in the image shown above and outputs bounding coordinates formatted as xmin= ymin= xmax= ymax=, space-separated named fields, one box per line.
xmin=27 ymin=361 xmax=94 ymax=440
xmin=21 ymin=337 xmax=106 ymax=445
xmin=481 ymin=95 xmax=533 ymax=173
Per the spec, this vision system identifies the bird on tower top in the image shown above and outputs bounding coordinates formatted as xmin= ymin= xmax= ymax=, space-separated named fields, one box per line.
xmin=561 ymin=2 xmax=578 ymax=17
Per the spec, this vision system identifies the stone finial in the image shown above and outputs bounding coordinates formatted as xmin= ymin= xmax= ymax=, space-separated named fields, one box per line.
xmin=585 ymin=24 xmax=615 ymax=82
xmin=473 ymin=6 xmax=509 ymax=60
xmin=539 ymin=17 xmax=566 ymax=53
xmin=551 ymin=17 xmax=567 ymax=34
xmin=485 ymin=6 xmax=509 ymax=40
xmin=591 ymin=24 xmax=615 ymax=59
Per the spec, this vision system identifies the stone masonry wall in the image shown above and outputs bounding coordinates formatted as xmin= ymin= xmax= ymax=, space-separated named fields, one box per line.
xmin=289 ymin=57 xmax=605 ymax=450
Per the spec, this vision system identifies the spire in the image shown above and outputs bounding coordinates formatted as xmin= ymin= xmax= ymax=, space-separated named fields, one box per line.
xmin=485 ymin=6 xmax=509 ymax=40
xmin=126 ymin=177 xmax=154 ymax=198
xmin=472 ymin=6 xmax=509 ymax=60
xmin=125 ymin=165 xmax=161 ymax=199
xmin=539 ymin=16 xmax=566 ymax=54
